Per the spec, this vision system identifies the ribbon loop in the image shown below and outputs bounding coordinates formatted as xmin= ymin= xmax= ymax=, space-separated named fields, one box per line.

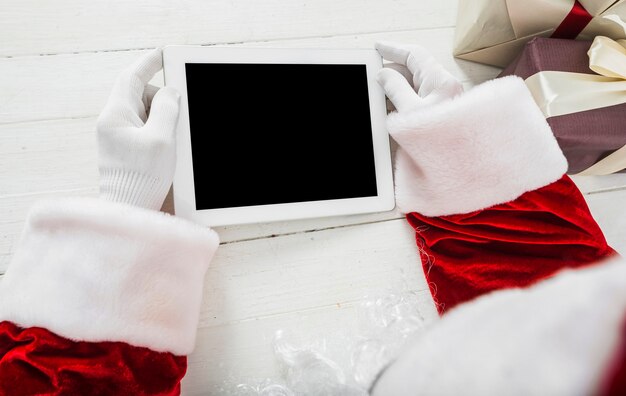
xmin=588 ymin=35 xmax=626 ymax=78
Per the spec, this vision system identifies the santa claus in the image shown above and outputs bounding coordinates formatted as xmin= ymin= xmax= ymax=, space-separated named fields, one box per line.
xmin=0 ymin=43 xmax=624 ymax=395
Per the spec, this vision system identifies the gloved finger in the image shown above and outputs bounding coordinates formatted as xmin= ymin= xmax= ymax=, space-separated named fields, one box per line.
xmin=143 ymin=84 xmax=160 ymax=112
xmin=377 ymin=68 xmax=422 ymax=112
xmin=108 ymin=49 xmax=164 ymax=126
xmin=376 ymin=41 xmax=409 ymax=65
xmin=418 ymin=67 xmax=464 ymax=104
xmin=401 ymin=48 xmax=463 ymax=101
xmin=97 ymin=102 xmax=145 ymax=131
xmin=383 ymin=62 xmax=413 ymax=87
xmin=142 ymin=86 xmax=181 ymax=140
xmin=127 ymin=48 xmax=164 ymax=87
xmin=376 ymin=41 xmax=462 ymax=101
xmin=376 ymin=41 xmax=432 ymax=76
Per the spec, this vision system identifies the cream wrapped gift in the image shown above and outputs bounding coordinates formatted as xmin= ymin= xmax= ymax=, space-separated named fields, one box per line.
xmin=455 ymin=0 xmax=626 ymax=67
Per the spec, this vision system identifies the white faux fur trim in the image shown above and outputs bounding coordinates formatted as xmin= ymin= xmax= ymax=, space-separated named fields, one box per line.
xmin=390 ymin=76 xmax=567 ymax=216
xmin=372 ymin=258 xmax=626 ymax=396
xmin=0 ymin=197 xmax=219 ymax=356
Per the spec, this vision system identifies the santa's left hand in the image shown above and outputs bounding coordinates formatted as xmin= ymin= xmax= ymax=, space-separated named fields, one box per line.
xmin=375 ymin=41 xmax=463 ymax=111
xmin=374 ymin=41 xmax=564 ymax=217
xmin=97 ymin=48 xmax=181 ymax=211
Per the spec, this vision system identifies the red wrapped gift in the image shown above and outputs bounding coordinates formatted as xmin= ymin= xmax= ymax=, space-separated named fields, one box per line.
xmin=499 ymin=36 xmax=626 ymax=174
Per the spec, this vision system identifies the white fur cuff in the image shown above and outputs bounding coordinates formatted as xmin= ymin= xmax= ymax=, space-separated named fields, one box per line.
xmin=0 ymin=197 xmax=219 ymax=356
xmin=390 ymin=76 xmax=567 ymax=216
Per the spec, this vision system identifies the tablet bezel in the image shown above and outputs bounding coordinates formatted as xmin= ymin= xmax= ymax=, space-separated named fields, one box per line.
xmin=163 ymin=45 xmax=394 ymax=226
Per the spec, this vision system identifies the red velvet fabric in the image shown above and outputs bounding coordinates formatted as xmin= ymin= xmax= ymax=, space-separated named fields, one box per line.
xmin=407 ymin=175 xmax=617 ymax=314
xmin=0 ymin=321 xmax=186 ymax=395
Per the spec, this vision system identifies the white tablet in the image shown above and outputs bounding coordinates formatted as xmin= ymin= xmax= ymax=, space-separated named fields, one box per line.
xmin=163 ymin=46 xmax=394 ymax=226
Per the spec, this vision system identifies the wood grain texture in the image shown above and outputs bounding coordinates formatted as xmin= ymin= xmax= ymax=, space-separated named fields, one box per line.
xmin=585 ymin=189 xmax=626 ymax=255
xmin=0 ymin=52 xmax=146 ymax=125
xmin=200 ymin=218 xmax=430 ymax=327
xmin=0 ymin=118 xmax=98 ymax=194
xmin=184 ymin=290 xmax=437 ymax=394
xmin=0 ymin=28 xmax=500 ymax=125
xmin=0 ymin=0 xmax=456 ymax=57
xmin=0 ymin=189 xmax=97 ymax=272
xmin=185 ymin=218 xmax=438 ymax=393
xmin=570 ymin=174 xmax=626 ymax=194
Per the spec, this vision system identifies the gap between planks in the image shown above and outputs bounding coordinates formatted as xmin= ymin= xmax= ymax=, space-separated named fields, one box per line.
xmin=0 ymin=26 xmax=457 ymax=60
xmin=1 ymin=184 xmax=626 ymax=276
xmin=218 ymin=215 xmax=404 ymax=246
xmin=199 ymin=288 xmax=433 ymax=329
xmin=0 ymin=0 xmax=458 ymax=57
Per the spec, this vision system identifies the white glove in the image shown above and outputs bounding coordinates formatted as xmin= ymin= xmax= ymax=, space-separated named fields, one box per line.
xmin=374 ymin=41 xmax=564 ymax=217
xmin=97 ymin=48 xmax=180 ymax=211
xmin=375 ymin=41 xmax=463 ymax=111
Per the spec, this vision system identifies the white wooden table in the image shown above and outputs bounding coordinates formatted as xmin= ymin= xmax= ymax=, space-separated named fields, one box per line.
xmin=2 ymin=1 xmax=625 ymax=394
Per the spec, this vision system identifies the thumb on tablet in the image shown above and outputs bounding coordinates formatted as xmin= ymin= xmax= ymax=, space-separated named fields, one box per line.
xmin=143 ymin=87 xmax=181 ymax=139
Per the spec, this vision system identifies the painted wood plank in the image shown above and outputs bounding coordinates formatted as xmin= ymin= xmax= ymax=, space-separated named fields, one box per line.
xmin=199 ymin=218 xmax=428 ymax=327
xmin=0 ymin=0 xmax=457 ymax=57
xmin=0 ymin=27 xmax=500 ymax=125
xmin=0 ymin=117 xmax=96 ymax=272
xmin=0 ymin=189 xmax=97 ymax=272
xmin=184 ymin=291 xmax=437 ymax=394
xmin=0 ymin=51 xmax=145 ymax=124
xmin=571 ymin=174 xmax=626 ymax=195
xmin=186 ymin=218 xmax=438 ymax=392
xmin=185 ymin=304 xmax=369 ymax=395
xmin=236 ymin=27 xmax=500 ymax=86
xmin=585 ymin=189 xmax=626 ymax=255
xmin=0 ymin=118 xmax=98 ymax=194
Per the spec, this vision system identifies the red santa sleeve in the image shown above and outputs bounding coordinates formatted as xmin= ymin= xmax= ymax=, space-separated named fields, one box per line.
xmin=0 ymin=197 xmax=219 ymax=395
xmin=371 ymin=75 xmax=625 ymax=395
xmin=388 ymin=75 xmax=617 ymax=313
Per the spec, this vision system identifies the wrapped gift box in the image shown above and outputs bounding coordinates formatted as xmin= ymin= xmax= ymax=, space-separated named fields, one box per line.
xmin=455 ymin=0 xmax=626 ymax=67
xmin=499 ymin=37 xmax=626 ymax=174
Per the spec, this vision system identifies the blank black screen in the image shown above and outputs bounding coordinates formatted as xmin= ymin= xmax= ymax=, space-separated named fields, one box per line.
xmin=185 ymin=63 xmax=378 ymax=210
